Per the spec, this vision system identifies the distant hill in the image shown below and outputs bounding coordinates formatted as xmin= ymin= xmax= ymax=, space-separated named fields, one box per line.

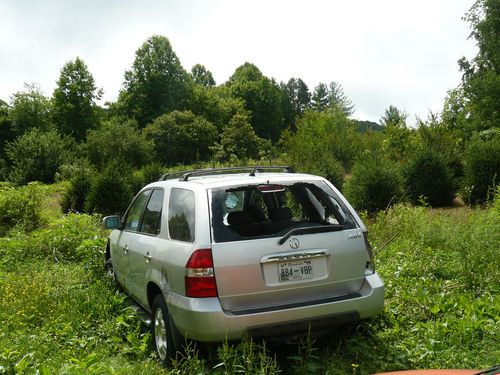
xmin=353 ymin=120 xmax=384 ymax=133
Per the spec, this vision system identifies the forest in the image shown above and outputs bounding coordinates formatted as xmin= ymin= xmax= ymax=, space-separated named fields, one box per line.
xmin=0 ymin=0 xmax=498 ymax=373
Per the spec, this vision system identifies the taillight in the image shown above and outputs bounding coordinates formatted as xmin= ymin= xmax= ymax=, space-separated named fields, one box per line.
xmin=185 ymin=248 xmax=218 ymax=298
xmin=363 ymin=231 xmax=375 ymax=274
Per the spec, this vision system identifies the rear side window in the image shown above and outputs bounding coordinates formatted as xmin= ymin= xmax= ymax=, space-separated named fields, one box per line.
xmin=168 ymin=188 xmax=195 ymax=242
xmin=140 ymin=189 xmax=164 ymax=235
xmin=210 ymin=181 xmax=355 ymax=243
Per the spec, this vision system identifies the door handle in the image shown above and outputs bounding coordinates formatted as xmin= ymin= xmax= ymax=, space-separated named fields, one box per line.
xmin=144 ymin=252 xmax=152 ymax=263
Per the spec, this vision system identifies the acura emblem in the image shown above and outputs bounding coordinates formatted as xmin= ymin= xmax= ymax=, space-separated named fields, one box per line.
xmin=289 ymin=238 xmax=300 ymax=249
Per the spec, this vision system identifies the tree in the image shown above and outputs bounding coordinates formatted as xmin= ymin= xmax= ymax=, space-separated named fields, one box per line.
xmin=51 ymin=57 xmax=102 ymax=141
xmin=6 ymin=129 xmax=73 ymax=185
xmin=187 ymin=85 xmax=246 ymax=131
xmin=458 ymin=0 xmax=500 ymax=132
xmin=191 ymin=64 xmax=216 ymax=87
xmin=212 ymin=113 xmax=261 ymax=162
xmin=117 ymin=35 xmax=190 ymax=127
xmin=9 ymin=83 xmax=51 ymax=136
xmin=143 ymin=110 xmax=217 ymax=165
xmin=311 ymin=83 xmax=329 ymax=111
xmin=0 ymin=100 xmax=14 ymax=160
xmin=226 ymin=63 xmax=284 ymax=141
xmin=285 ymin=109 xmax=361 ymax=182
xmin=327 ymin=81 xmax=355 ymax=116
xmin=380 ymin=105 xmax=408 ymax=127
xmin=281 ymin=78 xmax=311 ymax=129
xmin=85 ymin=119 xmax=153 ymax=170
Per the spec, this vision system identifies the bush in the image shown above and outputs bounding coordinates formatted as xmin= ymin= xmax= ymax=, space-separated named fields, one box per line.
xmin=405 ymin=151 xmax=455 ymax=207
xmin=462 ymin=136 xmax=500 ymax=205
xmin=5 ymin=129 xmax=73 ymax=185
xmin=344 ymin=155 xmax=403 ymax=213
xmin=0 ymin=182 xmax=44 ymax=236
xmin=86 ymin=119 xmax=153 ymax=170
xmin=143 ymin=110 xmax=217 ymax=166
xmin=61 ymin=169 xmax=94 ymax=213
xmin=84 ymin=162 xmax=133 ymax=216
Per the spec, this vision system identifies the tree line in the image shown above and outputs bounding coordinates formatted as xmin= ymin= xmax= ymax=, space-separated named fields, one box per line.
xmin=0 ymin=0 xmax=498 ymax=215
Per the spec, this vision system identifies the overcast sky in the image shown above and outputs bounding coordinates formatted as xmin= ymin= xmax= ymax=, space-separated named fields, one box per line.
xmin=0 ymin=0 xmax=477 ymax=124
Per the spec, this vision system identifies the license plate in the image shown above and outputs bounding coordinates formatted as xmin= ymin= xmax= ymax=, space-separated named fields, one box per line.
xmin=278 ymin=260 xmax=313 ymax=282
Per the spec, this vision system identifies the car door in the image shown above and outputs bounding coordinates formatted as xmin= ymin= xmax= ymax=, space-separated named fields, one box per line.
xmin=127 ymin=188 xmax=164 ymax=307
xmin=115 ymin=190 xmax=152 ymax=292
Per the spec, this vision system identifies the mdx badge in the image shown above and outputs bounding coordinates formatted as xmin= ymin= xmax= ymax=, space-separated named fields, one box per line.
xmin=347 ymin=231 xmax=362 ymax=240
xmin=289 ymin=238 xmax=300 ymax=249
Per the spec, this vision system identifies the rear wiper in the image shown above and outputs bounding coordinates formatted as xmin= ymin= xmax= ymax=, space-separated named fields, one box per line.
xmin=278 ymin=224 xmax=344 ymax=245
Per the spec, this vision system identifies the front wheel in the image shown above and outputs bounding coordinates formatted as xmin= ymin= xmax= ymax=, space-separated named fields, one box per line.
xmin=152 ymin=295 xmax=177 ymax=365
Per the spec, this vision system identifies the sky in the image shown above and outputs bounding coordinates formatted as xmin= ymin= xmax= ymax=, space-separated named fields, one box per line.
xmin=0 ymin=0 xmax=478 ymax=124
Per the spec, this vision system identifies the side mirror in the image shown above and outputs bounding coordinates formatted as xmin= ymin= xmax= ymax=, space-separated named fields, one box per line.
xmin=103 ymin=215 xmax=121 ymax=230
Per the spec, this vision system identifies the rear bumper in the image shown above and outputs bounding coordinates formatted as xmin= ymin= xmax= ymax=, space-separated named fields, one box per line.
xmin=166 ymin=273 xmax=384 ymax=342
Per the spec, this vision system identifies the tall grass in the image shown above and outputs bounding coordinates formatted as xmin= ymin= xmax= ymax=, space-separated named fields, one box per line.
xmin=0 ymin=184 xmax=498 ymax=373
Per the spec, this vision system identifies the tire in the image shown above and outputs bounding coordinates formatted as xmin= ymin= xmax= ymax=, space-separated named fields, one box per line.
xmin=152 ymin=294 xmax=177 ymax=366
xmin=104 ymin=258 xmax=118 ymax=286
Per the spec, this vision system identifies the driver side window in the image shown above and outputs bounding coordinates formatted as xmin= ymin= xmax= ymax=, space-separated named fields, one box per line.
xmin=124 ymin=190 xmax=151 ymax=231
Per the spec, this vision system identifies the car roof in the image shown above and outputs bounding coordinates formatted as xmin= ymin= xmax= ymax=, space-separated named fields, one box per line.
xmin=145 ymin=172 xmax=326 ymax=190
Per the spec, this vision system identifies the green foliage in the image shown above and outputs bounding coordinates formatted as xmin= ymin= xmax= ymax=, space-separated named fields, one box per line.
xmin=227 ymin=62 xmax=285 ymax=141
xmin=191 ymin=63 xmax=216 ymax=87
xmin=86 ymin=118 xmax=153 ymax=170
xmin=0 ymin=178 xmax=499 ymax=373
xmin=280 ymin=78 xmax=311 ymax=129
xmin=118 ymin=35 xmax=190 ymax=127
xmin=458 ymin=0 xmax=500 ymax=132
xmin=344 ymin=155 xmax=403 ymax=213
xmin=0 ymin=182 xmax=44 ymax=236
xmin=405 ymin=151 xmax=455 ymax=207
xmin=285 ymin=109 xmax=360 ymax=177
xmin=144 ymin=110 xmax=217 ymax=166
xmin=61 ymin=168 xmax=94 ymax=213
xmin=380 ymin=106 xmax=417 ymax=162
xmin=187 ymin=85 xmax=246 ymax=131
xmin=311 ymin=83 xmax=329 ymax=111
xmin=51 ymin=57 xmax=102 ymax=141
xmin=8 ymin=83 xmax=51 ymax=136
xmin=327 ymin=81 xmax=355 ymax=116
xmin=462 ymin=135 xmax=500 ymax=205
xmin=5 ymin=129 xmax=74 ymax=185
xmin=84 ymin=162 xmax=133 ymax=216
xmin=212 ymin=113 xmax=261 ymax=163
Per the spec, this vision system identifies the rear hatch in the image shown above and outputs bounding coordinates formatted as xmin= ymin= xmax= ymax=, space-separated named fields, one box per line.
xmin=209 ymin=180 xmax=368 ymax=313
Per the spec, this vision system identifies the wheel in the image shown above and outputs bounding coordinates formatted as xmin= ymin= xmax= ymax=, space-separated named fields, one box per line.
xmin=104 ymin=258 xmax=118 ymax=286
xmin=152 ymin=294 xmax=177 ymax=365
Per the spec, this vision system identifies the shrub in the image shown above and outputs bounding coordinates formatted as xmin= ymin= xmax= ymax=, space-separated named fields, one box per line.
xmin=86 ymin=119 xmax=153 ymax=170
xmin=344 ymin=155 xmax=403 ymax=213
xmin=140 ymin=162 xmax=165 ymax=184
xmin=0 ymin=182 xmax=44 ymax=236
xmin=405 ymin=150 xmax=455 ymax=207
xmin=143 ymin=110 xmax=217 ymax=166
xmin=84 ymin=162 xmax=133 ymax=216
xmin=462 ymin=136 xmax=500 ymax=205
xmin=5 ymin=129 xmax=74 ymax=185
xmin=61 ymin=169 xmax=94 ymax=213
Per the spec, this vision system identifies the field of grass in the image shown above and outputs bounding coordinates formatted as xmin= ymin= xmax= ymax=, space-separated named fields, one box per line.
xmin=0 ymin=183 xmax=499 ymax=374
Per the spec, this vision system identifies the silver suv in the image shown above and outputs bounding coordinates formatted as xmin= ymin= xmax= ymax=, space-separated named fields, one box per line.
xmin=103 ymin=166 xmax=384 ymax=364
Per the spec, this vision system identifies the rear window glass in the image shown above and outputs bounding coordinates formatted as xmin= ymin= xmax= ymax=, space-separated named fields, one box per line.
xmin=168 ymin=188 xmax=195 ymax=242
xmin=210 ymin=181 xmax=355 ymax=243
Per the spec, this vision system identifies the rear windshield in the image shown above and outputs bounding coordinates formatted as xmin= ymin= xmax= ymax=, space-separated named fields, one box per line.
xmin=210 ymin=181 xmax=356 ymax=243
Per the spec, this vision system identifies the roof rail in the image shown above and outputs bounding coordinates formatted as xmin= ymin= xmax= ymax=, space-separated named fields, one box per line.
xmin=159 ymin=166 xmax=294 ymax=181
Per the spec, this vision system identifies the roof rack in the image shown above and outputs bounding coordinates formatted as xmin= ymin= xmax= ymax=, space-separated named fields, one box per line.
xmin=159 ymin=166 xmax=294 ymax=182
